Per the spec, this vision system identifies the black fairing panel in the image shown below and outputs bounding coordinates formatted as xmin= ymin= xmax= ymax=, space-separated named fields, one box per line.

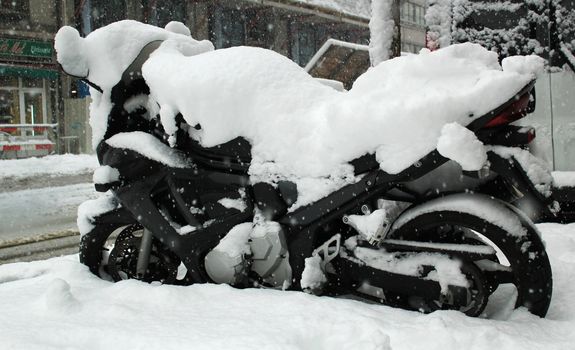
xmin=97 ymin=142 xmax=165 ymax=180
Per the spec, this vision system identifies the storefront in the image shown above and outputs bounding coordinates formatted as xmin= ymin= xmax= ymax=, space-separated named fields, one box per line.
xmin=0 ymin=37 xmax=59 ymax=158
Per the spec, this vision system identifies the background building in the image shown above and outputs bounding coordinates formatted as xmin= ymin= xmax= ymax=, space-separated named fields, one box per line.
xmin=0 ymin=1 xmax=61 ymax=158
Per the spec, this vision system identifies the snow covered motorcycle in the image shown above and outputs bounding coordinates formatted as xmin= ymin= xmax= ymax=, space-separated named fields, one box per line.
xmin=56 ymin=21 xmax=552 ymax=317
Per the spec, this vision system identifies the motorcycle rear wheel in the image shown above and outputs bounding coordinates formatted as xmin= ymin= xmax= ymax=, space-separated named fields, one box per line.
xmin=385 ymin=195 xmax=552 ymax=318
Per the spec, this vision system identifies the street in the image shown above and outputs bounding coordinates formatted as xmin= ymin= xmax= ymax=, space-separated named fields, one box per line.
xmin=0 ymin=175 xmax=97 ymax=263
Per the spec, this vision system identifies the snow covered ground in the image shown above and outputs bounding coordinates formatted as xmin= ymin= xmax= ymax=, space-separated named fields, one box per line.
xmin=0 ymin=223 xmax=573 ymax=350
xmin=0 ymin=154 xmax=98 ymax=180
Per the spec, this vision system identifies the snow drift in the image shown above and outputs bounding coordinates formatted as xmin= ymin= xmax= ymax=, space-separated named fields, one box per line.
xmin=1 ymin=223 xmax=573 ymax=349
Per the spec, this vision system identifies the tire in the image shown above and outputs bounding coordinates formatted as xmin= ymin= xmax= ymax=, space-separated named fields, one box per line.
xmin=80 ymin=223 xmax=124 ymax=277
xmin=386 ymin=193 xmax=553 ymax=318
xmin=80 ymin=223 xmax=180 ymax=284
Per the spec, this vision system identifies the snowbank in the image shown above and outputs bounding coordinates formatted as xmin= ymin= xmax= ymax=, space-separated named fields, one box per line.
xmin=1 ymin=223 xmax=574 ymax=349
xmin=0 ymin=154 xmax=98 ymax=180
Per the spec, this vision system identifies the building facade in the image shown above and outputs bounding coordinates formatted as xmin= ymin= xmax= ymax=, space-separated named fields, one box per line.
xmin=0 ymin=1 xmax=62 ymax=158
xmin=0 ymin=0 xmax=427 ymax=156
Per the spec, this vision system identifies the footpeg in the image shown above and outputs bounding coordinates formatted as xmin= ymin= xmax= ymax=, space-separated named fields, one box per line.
xmin=301 ymin=234 xmax=341 ymax=294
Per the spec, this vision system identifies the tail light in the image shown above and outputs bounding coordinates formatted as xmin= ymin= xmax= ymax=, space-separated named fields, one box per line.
xmin=484 ymin=93 xmax=531 ymax=128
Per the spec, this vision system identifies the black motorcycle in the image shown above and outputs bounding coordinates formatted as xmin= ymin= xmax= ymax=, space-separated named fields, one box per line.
xmin=65 ymin=38 xmax=553 ymax=318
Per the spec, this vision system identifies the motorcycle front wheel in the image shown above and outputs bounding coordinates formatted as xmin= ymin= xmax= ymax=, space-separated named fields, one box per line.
xmin=80 ymin=223 xmax=180 ymax=284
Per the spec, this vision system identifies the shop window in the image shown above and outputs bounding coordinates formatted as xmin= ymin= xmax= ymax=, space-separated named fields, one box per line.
xmin=0 ymin=76 xmax=47 ymax=136
xmin=0 ymin=89 xmax=18 ymax=125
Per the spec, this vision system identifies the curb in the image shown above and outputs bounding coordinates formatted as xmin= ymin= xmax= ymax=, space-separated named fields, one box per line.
xmin=0 ymin=230 xmax=79 ymax=249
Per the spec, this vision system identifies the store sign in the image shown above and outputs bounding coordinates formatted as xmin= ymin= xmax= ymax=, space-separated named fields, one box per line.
xmin=0 ymin=38 xmax=53 ymax=58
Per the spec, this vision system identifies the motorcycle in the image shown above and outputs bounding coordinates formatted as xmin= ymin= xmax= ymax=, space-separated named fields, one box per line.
xmin=57 ymin=21 xmax=553 ymax=318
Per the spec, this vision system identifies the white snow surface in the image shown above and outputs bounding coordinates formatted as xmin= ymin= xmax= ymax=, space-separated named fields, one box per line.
xmin=552 ymin=171 xmax=575 ymax=188
xmin=105 ymin=131 xmax=191 ymax=168
xmin=218 ymin=197 xmax=248 ymax=212
xmin=1 ymin=223 xmax=574 ymax=349
xmin=437 ymin=122 xmax=487 ymax=171
xmin=92 ymin=165 xmax=120 ymax=184
xmin=300 ymin=255 xmax=327 ymax=291
xmin=346 ymin=209 xmax=389 ymax=242
xmin=0 ymin=154 xmax=98 ymax=180
xmin=55 ymin=20 xmax=213 ymax=148
xmin=76 ymin=192 xmax=119 ymax=235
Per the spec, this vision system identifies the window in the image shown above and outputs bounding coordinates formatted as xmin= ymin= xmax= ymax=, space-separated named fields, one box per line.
xmin=290 ymin=23 xmax=321 ymax=67
xmin=0 ymin=76 xmax=47 ymax=136
xmin=401 ymin=2 xmax=425 ymax=27
xmin=212 ymin=7 xmax=246 ymax=49
xmin=401 ymin=42 xmax=424 ymax=54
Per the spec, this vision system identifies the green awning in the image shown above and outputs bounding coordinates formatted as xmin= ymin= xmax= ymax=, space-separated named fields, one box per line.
xmin=0 ymin=64 xmax=59 ymax=80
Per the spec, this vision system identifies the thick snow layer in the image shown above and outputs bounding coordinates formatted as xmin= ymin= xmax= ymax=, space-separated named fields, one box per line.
xmin=92 ymin=165 xmax=120 ymax=184
xmin=55 ymin=20 xmax=213 ymax=93
xmin=0 ymin=154 xmax=98 ymax=180
xmin=106 ymin=131 xmax=191 ymax=168
xmin=552 ymin=171 xmax=575 ymax=188
xmin=501 ymin=55 xmax=545 ymax=78
xmin=55 ymin=20 xmax=213 ymax=148
xmin=143 ymin=41 xmax=538 ymax=182
xmin=437 ymin=122 xmax=487 ymax=171
xmin=300 ymin=255 xmax=327 ymax=291
xmin=76 ymin=192 xmax=119 ymax=235
xmin=1 ymin=223 xmax=574 ymax=349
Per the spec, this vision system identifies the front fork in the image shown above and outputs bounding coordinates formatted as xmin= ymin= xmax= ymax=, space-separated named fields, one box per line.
xmin=136 ymin=228 xmax=154 ymax=278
